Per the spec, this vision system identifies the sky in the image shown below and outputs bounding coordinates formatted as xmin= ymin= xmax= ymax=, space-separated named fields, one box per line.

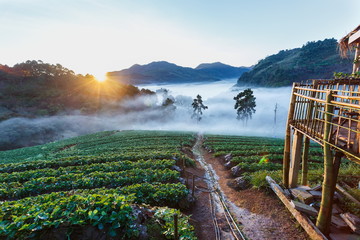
xmin=1 ymin=0 xmax=359 ymax=78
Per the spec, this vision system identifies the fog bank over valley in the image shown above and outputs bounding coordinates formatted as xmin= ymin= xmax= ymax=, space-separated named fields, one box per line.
xmin=0 ymin=79 xmax=291 ymax=150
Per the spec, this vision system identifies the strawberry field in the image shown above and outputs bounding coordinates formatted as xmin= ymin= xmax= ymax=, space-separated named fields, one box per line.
xmin=203 ymin=135 xmax=325 ymax=173
xmin=0 ymin=130 xmax=197 ymax=239
xmin=1 ymin=131 xmax=359 ymax=239
xmin=203 ymin=135 xmax=360 ymax=215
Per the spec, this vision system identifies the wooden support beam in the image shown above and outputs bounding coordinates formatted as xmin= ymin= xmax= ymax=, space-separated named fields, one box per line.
xmin=266 ymin=176 xmax=328 ymax=240
xmin=291 ymin=187 xmax=314 ymax=204
xmin=336 ymin=184 xmax=360 ymax=206
xmin=316 ymin=91 xmax=336 ymax=235
xmin=284 ymin=83 xmax=297 ymax=188
xmin=331 ymin=215 xmax=348 ymax=230
xmin=309 ymin=190 xmax=322 ymax=200
xmin=289 ymin=130 xmax=304 ymax=188
xmin=290 ymin=200 xmax=318 ymax=216
xmin=354 ymin=110 xmax=360 ymax=155
xmin=340 ymin=213 xmax=360 ymax=234
xmin=302 ymin=137 xmax=310 ymax=185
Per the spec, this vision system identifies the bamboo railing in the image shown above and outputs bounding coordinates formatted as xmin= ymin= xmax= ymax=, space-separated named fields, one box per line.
xmin=290 ymin=79 xmax=360 ymax=164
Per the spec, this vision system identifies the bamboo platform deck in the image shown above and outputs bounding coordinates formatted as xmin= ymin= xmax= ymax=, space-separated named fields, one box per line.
xmin=290 ymin=79 xmax=360 ymax=164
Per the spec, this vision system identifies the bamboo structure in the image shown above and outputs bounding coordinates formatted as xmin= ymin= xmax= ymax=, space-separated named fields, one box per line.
xmin=281 ymin=25 xmax=360 ymax=237
xmin=283 ymin=80 xmax=360 ymax=234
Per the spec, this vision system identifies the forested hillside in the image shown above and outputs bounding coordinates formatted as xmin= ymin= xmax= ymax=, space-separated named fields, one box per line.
xmin=237 ymin=38 xmax=353 ymax=87
xmin=108 ymin=61 xmax=250 ymax=84
xmin=0 ymin=60 xmax=153 ymax=120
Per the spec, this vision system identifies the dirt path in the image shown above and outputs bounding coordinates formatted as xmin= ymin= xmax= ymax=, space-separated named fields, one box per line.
xmin=184 ymin=134 xmax=309 ymax=240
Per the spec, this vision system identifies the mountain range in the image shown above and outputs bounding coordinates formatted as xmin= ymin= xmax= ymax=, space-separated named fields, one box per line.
xmin=107 ymin=61 xmax=251 ymax=84
xmin=237 ymin=38 xmax=353 ymax=87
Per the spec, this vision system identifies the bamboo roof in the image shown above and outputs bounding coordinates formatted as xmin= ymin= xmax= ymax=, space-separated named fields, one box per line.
xmin=339 ymin=24 xmax=360 ymax=58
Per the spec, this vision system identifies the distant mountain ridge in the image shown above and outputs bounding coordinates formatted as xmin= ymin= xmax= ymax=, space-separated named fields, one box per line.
xmin=108 ymin=61 xmax=251 ymax=84
xmin=236 ymin=38 xmax=353 ymax=87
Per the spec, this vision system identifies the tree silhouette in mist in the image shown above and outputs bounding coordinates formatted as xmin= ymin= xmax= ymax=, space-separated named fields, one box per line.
xmin=234 ymin=88 xmax=256 ymax=125
xmin=191 ymin=94 xmax=208 ymax=122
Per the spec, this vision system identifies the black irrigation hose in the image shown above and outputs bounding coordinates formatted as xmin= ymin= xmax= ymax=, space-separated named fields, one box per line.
xmin=209 ymin=193 xmax=221 ymax=240
xmin=190 ymin=134 xmax=247 ymax=240
xmin=192 ymin=178 xmax=246 ymax=240
xmin=216 ymin=190 xmax=246 ymax=240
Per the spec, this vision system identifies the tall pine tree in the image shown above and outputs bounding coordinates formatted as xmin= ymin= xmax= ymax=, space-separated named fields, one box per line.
xmin=234 ymin=88 xmax=256 ymax=125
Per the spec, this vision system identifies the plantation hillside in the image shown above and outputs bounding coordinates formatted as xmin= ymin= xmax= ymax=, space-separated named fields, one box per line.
xmin=237 ymin=38 xmax=354 ymax=87
xmin=0 ymin=130 xmax=197 ymax=239
xmin=1 ymin=130 xmax=359 ymax=239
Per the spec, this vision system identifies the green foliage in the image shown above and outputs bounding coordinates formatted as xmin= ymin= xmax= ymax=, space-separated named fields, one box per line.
xmin=234 ymin=88 xmax=256 ymax=123
xmin=0 ymin=193 xmax=137 ymax=239
xmin=0 ymin=130 xmax=197 ymax=239
xmin=333 ymin=71 xmax=360 ymax=79
xmin=153 ymin=208 xmax=197 ymax=240
xmin=237 ymin=39 xmax=353 ymax=87
xmin=0 ymin=168 xmax=180 ymax=200
xmin=248 ymin=170 xmax=282 ymax=188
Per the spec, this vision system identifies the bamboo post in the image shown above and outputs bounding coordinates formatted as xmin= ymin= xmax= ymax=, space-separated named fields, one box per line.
xmin=174 ymin=213 xmax=179 ymax=240
xmin=352 ymin=43 xmax=360 ymax=74
xmin=301 ymin=137 xmax=310 ymax=186
xmin=284 ymin=83 xmax=297 ymax=188
xmin=316 ymin=90 xmax=335 ymax=234
xmin=354 ymin=43 xmax=360 ymax=152
xmin=289 ymin=130 xmax=304 ymax=188
xmin=192 ymin=174 xmax=195 ymax=197
xmin=355 ymin=115 xmax=360 ymax=154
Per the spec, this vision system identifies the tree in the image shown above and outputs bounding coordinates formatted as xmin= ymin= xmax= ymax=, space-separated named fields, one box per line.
xmin=191 ymin=94 xmax=208 ymax=122
xmin=234 ymin=88 xmax=256 ymax=124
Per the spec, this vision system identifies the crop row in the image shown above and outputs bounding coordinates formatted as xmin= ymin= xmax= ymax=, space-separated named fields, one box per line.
xmin=213 ymin=148 xmax=284 ymax=157
xmin=204 ymin=135 xmax=325 ymax=173
xmin=0 ymin=130 xmax=195 ymax=164
xmin=0 ymin=189 xmax=194 ymax=239
xmin=0 ymin=152 xmax=191 ymax=173
xmin=1 ymin=182 xmax=188 ymax=214
xmin=0 ymin=168 xmax=180 ymax=200
xmin=0 ymin=159 xmax=175 ymax=183
xmin=209 ymin=144 xmax=322 ymax=156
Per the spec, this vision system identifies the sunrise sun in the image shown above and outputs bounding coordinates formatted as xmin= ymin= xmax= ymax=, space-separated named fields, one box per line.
xmin=94 ymin=73 xmax=107 ymax=82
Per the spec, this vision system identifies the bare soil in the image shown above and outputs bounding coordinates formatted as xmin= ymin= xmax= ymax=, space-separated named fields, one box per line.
xmin=183 ymin=136 xmax=309 ymax=240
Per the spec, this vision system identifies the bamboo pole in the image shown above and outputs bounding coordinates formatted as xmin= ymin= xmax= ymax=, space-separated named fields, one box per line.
xmin=336 ymin=184 xmax=360 ymax=206
xmin=289 ymin=130 xmax=304 ymax=188
xmin=316 ymin=91 xmax=335 ymax=234
xmin=174 ymin=213 xmax=179 ymax=240
xmin=283 ymin=83 xmax=297 ymax=188
xmin=353 ymin=43 xmax=360 ymax=74
xmin=266 ymin=176 xmax=328 ymax=240
xmin=301 ymin=137 xmax=310 ymax=186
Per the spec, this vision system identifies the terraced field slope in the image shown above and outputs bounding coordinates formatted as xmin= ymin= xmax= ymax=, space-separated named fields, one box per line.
xmin=1 ymin=131 xmax=359 ymax=240
xmin=0 ymin=130 xmax=197 ymax=239
xmin=203 ymin=135 xmax=360 ymax=216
